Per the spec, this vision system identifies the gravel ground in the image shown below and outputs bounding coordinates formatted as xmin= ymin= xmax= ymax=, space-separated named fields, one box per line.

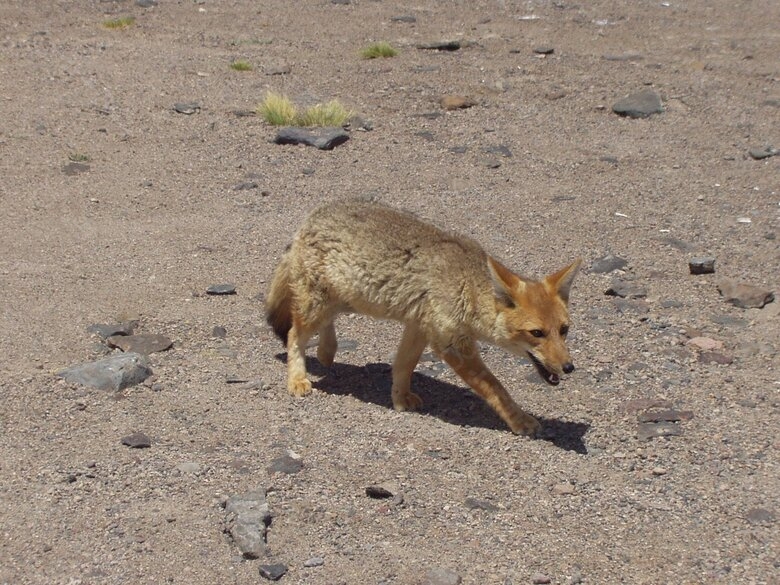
xmin=0 ymin=1 xmax=778 ymax=584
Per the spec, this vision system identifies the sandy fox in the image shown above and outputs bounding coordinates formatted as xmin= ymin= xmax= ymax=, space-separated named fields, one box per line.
xmin=265 ymin=200 xmax=582 ymax=437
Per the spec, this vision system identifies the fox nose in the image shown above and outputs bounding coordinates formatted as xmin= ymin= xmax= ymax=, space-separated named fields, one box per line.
xmin=562 ymin=362 xmax=575 ymax=374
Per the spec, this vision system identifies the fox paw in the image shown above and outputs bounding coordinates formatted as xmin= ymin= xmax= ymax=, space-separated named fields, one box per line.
xmin=506 ymin=410 xmax=541 ymax=437
xmin=392 ymin=390 xmax=424 ymax=412
xmin=288 ymin=377 xmax=312 ymax=397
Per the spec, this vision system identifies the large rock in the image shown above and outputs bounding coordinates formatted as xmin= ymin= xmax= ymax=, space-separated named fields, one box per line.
xmin=224 ymin=489 xmax=272 ymax=559
xmin=613 ymin=89 xmax=664 ymax=118
xmin=58 ymin=353 xmax=152 ymax=391
xmin=274 ymin=127 xmax=349 ymax=150
xmin=718 ymin=279 xmax=775 ymax=309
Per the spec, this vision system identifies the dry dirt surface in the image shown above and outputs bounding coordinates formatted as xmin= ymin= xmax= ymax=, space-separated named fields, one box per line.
xmin=1 ymin=1 xmax=778 ymax=584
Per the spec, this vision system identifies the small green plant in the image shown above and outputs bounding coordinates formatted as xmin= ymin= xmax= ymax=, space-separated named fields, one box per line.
xmin=68 ymin=153 xmax=90 ymax=162
xmin=259 ymin=92 xmax=298 ymax=126
xmin=360 ymin=42 xmax=398 ymax=59
xmin=296 ymin=100 xmax=353 ymax=127
xmin=258 ymin=93 xmax=353 ymax=127
xmin=230 ymin=59 xmax=253 ymax=71
xmin=103 ymin=16 xmax=135 ymax=29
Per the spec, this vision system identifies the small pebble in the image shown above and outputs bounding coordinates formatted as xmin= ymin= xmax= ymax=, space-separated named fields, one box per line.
xmin=532 ymin=573 xmax=552 ymax=584
xmin=206 ymin=284 xmax=236 ymax=295
xmin=689 ymin=257 xmax=715 ymax=275
xmin=304 ymin=556 xmax=324 ymax=568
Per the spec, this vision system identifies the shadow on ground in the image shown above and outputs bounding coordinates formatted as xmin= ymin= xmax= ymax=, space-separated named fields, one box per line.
xmin=275 ymin=354 xmax=590 ymax=453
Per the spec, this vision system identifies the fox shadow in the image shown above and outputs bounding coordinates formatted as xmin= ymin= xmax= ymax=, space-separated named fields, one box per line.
xmin=275 ymin=353 xmax=590 ymax=454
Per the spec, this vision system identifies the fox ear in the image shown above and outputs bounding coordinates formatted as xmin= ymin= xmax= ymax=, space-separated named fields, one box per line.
xmin=487 ymin=256 xmax=523 ymax=306
xmin=545 ymin=258 xmax=582 ymax=303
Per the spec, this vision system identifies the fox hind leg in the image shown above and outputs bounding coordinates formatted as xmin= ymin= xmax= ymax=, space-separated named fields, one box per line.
xmin=392 ymin=322 xmax=428 ymax=411
xmin=287 ymin=314 xmax=316 ymax=396
xmin=317 ymin=319 xmax=337 ymax=367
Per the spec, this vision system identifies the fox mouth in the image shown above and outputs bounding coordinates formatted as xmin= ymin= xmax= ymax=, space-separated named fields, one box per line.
xmin=528 ymin=353 xmax=560 ymax=385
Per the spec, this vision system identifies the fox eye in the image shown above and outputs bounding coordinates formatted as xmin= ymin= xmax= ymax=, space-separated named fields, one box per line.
xmin=560 ymin=325 xmax=569 ymax=336
xmin=530 ymin=329 xmax=545 ymax=338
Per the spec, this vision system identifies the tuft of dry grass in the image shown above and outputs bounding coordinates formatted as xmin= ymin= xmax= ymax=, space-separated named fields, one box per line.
xmin=258 ymin=93 xmax=353 ymax=127
xmin=360 ymin=42 xmax=398 ymax=59
xmin=295 ymin=100 xmax=353 ymax=127
xmin=259 ymin=92 xmax=299 ymax=126
xmin=230 ymin=59 xmax=253 ymax=71
xmin=103 ymin=16 xmax=135 ymax=29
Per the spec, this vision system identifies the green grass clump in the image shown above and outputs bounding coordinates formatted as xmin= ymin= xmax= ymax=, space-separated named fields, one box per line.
xmin=68 ymin=153 xmax=90 ymax=162
xmin=258 ymin=93 xmax=353 ymax=127
xmin=230 ymin=59 xmax=253 ymax=71
xmin=296 ymin=100 xmax=353 ymax=127
xmin=259 ymin=92 xmax=299 ymax=126
xmin=103 ymin=16 xmax=135 ymax=29
xmin=360 ymin=42 xmax=398 ymax=59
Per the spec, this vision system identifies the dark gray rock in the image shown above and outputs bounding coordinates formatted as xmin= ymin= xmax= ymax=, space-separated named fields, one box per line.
xmin=267 ymin=455 xmax=303 ymax=475
xmin=464 ymin=497 xmax=499 ymax=512
xmin=483 ymin=145 xmax=512 ymax=158
xmin=605 ymin=279 xmax=647 ymax=299
xmin=58 ymin=353 xmax=152 ymax=391
xmin=173 ymin=102 xmax=200 ymax=114
xmin=233 ymin=181 xmax=258 ymax=190
xmin=717 ymin=279 xmax=775 ymax=309
xmin=121 ymin=432 xmax=151 ymax=448
xmin=62 ymin=162 xmax=90 ymax=176
xmin=533 ymin=46 xmax=554 ymax=55
xmin=637 ymin=422 xmax=683 ymax=441
xmin=365 ymin=484 xmax=394 ymax=499
xmin=589 ymin=254 xmax=628 ymax=274
xmin=416 ymin=39 xmax=470 ymax=51
xmin=225 ymin=489 xmax=272 ymax=559
xmin=207 ymin=284 xmax=237 ymax=295
xmin=212 ymin=326 xmax=227 ymax=338
xmin=748 ymin=146 xmax=778 ymax=160
xmin=107 ymin=333 xmax=172 ymax=355
xmin=87 ymin=322 xmax=135 ymax=339
xmin=274 ymin=127 xmax=349 ymax=150
xmin=259 ymin=564 xmax=287 ymax=581
xmin=689 ymin=257 xmax=716 ymax=275
xmin=136 ymin=0 xmax=157 ymax=6
xmin=613 ymin=89 xmax=663 ymax=118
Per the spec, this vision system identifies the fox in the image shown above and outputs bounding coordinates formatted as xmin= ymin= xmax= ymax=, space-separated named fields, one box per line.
xmin=265 ymin=200 xmax=582 ymax=437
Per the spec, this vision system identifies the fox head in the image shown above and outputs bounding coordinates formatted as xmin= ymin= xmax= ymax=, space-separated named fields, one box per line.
xmin=487 ymin=257 xmax=582 ymax=385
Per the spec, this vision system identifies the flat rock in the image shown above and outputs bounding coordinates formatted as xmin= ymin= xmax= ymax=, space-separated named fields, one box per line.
xmin=304 ymin=556 xmax=325 ymax=567
xmin=173 ymin=102 xmax=200 ymax=114
xmin=206 ymin=283 xmax=237 ymax=295
xmin=612 ymin=89 xmax=663 ymax=118
xmin=637 ymin=409 xmax=694 ymax=423
xmin=533 ymin=46 xmax=554 ymax=55
xmin=274 ymin=127 xmax=349 ymax=150
xmin=259 ymin=564 xmax=287 ymax=581
xmin=603 ymin=52 xmax=643 ymax=61
xmin=464 ymin=497 xmax=499 ymax=511
xmin=440 ymin=95 xmax=476 ymax=110
xmin=391 ymin=15 xmax=417 ymax=23
xmin=718 ymin=279 xmax=774 ymax=309
xmin=689 ymin=257 xmax=716 ymax=275
xmin=58 ymin=353 xmax=152 ymax=391
xmin=417 ymin=39 xmax=470 ymax=51
xmin=121 ymin=432 xmax=151 ymax=448
xmin=745 ymin=507 xmax=775 ymax=525
xmin=748 ymin=146 xmax=778 ymax=160
xmin=637 ymin=421 xmax=683 ymax=441
xmin=687 ymin=336 xmax=723 ymax=351
xmin=590 ymin=254 xmax=628 ymax=274
xmin=267 ymin=454 xmax=303 ymax=475
xmin=366 ymin=484 xmax=395 ymax=499
xmin=87 ymin=322 xmax=135 ymax=339
xmin=62 ymin=162 xmax=90 ymax=176
xmin=552 ymin=483 xmax=576 ymax=496
xmin=605 ymin=279 xmax=647 ymax=299
xmin=532 ymin=574 xmax=552 ymax=585
xmin=264 ymin=64 xmax=290 ymax=76
xmin=225 ymin=489 xmax=272 ymax=559
xmin=107 ymin=333 xmax=173 ymax=355
xmin=423 ymin=567 xmax=462 ymax=585
xmin=699 ymin=351 xmax=734 ymax=365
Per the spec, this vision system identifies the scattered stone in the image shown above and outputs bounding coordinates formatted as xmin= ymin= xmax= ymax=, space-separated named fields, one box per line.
xmin=484 ymin=159 xmax=502 ymax=169
xmin=612 ymin=89 xmax=663 ymax=118
xmin=545 ymin=87 xmax=568 ymax=100
xmin=602 ymin=52 xmax=643 ymax=61
xmin=121 ymin=432 xmax=151 ymax=448
xmin=689 ymin=257 xmax=716 ymax=275
xmin=259 ymin=564 xmax=287 ymax=581
xmin=232 ymin=109 xmax=256 ymax=117
xmin=62 ymin=162 xmax=90 ymax=176
xmin=234 ymin=181 xmax=258 ymax=190
xmin=621 ymin=398 xmax=674 ymax=413
xmin=366 ymin=484 xmax=394 ymax=499
xmin=58 ymin=353 xmax=152 ymax=391
xmin=264 ymin=64 xmax=291 ymax=76
xmin=304 ymin=557 xmax=324 ymax=568
xmin=745 ymin=507 xmax=775 ymax=525
xmin=532 ymin=573 xmax=552 ymax=584
xmin=207 ymin=284 xmax=237 ymax=295
xmin=637 ymin=409 xmax=694 ymax=423
xmin=590 ymin=254 xmax=628 ymax=274
xmin=136 ymin=0 xmax=157 ymax=6
xmin=748 ymin=146 xmax=778 ymax=160
xmin=391 ymin=15 xmax=417 ymax=23
xmin=552 ymin=483 xmax=576 ymax=496
xmin=173 ymin=102 xmax=200 ymax=114
xmin=718 ymin=279 xmax=774 ymax=309
xmin=274 ymin=127 xmax=349 ymax=150
xmin=224 ymin=489 xmax=272 ymax=559
xmin=107 ymin=333 xmax=173 ymax=355
xmin=533 ymin=46 xmax=554 ymax=55
xmin=212 ymin=326 xmax=227 ymax=338
xmin=176 ymin=461 xmax=201 ymax=474
xmin=417 ymin=40 xmax=469 ymax=51
xmin=651 ymin=467 xmax=668 ymax=476
xmin=87 ymin=322 xmax=135 ymax=339
xmin=687 ymin=337 xmax=723 ymax=351
xmin=699 ymin=351 xmax=734 ymax=365
xmin=483 ymin=144 xmax=512 ymax=157
xmin=348 ymin=116 xmax=373 ymax=131
xmin=605 ymin=279 xmax=647 ymax=299
xmin=268 ymin=455 xmax=303 ymax=475
xmin=423 ymin=567 xmax=462 ymax=585
xmin=637 ymin=422 xmax=683 ymax=441
xmin=440 ymin=95 xmax=476 ymax=110
xmin=464 ymin=497 xmax=499 ymax=511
